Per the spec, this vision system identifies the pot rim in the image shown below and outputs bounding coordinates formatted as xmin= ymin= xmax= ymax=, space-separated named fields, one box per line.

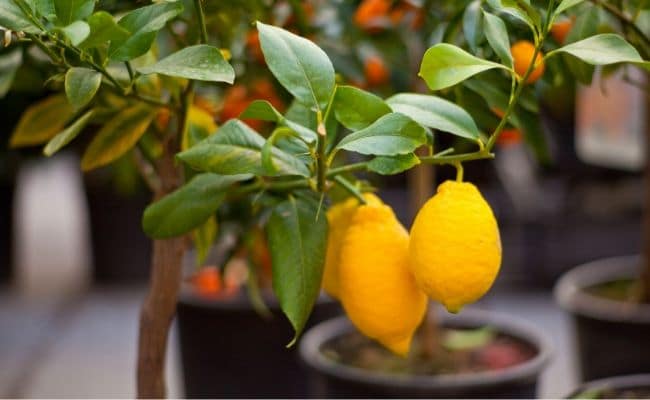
xmin=298 ymin=308 xmax=553 ymax=391
xmin=566 ymin=373 xmax=650 ymax=397
xmin=554 ymin=255 xmax=650 ymax=323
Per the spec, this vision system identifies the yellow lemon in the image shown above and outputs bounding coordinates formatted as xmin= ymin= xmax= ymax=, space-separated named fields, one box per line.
xmin=338 ymin=198 xmax=427 ymax=356
xmin=322 ymin=194 xmax=381 ymax=299
xmin=409 ymin=180 xmax=501 ymax=313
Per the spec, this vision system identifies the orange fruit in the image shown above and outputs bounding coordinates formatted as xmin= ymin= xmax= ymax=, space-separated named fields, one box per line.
xmin=497 ymin=128 xmax=523 ymax=148
xmin=246 ymin=30 xmax=265 ymax=64
xmin=155 ymin=108 xmax=171 ymax=131
xmin=221 ymin=81 xmax=285 ymax=130
xmin=364 ymin=55 xmax=390 ymax=87
xmin=389 ymin=1 xmax=424 ymax=29
xmin=511 ymin=41 xmax=545 ymax=84
xmin=192 ymin=266 xmax=223 ymax=297
xmin=354 ymin=0 xmax=391 ymax=31
xmin=551 ymin=18 xmax=573 ymax=45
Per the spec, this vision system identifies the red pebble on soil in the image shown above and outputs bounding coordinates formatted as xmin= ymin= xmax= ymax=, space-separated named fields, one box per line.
xmin=478 ymin=342 xmax=530 ymax=370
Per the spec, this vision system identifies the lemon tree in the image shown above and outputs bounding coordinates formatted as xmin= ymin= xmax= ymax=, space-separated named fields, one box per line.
xmin=2 ymin=0 xmax=649 ymax=396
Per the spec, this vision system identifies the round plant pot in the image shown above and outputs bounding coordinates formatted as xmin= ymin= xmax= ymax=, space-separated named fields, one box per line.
xmin=554 ymin=255 xmax=650 ymax=381
xmin=0 ymin=179 xmax=15 ymax=283
xmin=566 ymin=373 xmax=650 ymax=398
xmin=299 ymin=309 xmax=552 ymax=398
xmin=177 ymin=286 xmax=341 ymax=398
xmin=84 ymin=183 xmax=151 ymax=284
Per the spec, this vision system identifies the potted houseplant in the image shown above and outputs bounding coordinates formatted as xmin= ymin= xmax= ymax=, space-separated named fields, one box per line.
xmin=2 ymin=0 xmax=644 ymax=398
xmin=567 ymin=374 xmax=650 ymax=398
xmin=553 ymin=0 xmax=650 ymax=383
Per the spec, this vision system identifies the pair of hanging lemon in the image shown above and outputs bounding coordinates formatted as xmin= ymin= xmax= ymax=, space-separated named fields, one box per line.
xmin=322 ymin=180 xmax=501 ymax=355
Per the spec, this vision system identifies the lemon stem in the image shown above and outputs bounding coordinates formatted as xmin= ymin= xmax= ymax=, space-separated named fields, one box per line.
xmin=333 ymin=175 xmax=367 ymax=205
xmin=454 ymin=162 xmax=464 ymax=182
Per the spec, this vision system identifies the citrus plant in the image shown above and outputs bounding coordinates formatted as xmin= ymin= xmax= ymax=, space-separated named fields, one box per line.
xmin=1 ymin=0 xmax=649 ymax=397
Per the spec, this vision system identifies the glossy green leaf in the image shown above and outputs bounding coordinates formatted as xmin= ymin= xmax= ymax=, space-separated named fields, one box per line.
xmin=261 ymin=128 xmax=298 ymax=174
xmin=10 ymin=95 xmax=75 ymax=147
xmin=65 ymin=67 xmax=101 ymax=110
xmin=335 ymin=113 xmax=427 ymax=156
xmin=30 ymin=0 xmax=55 ymax=20
xmin=483 ymin=11 xmax=513 ymax=68
xmin=193 ymin=216 xmax=217 ymax=266
xmin=53 ymin=0 xmax=93 ymax=25
xmin=550 ymin=34 xmax=647 ymax=66
xmin=138 ymin=45 xmax=234 ymax=83
xmin=108 ymin=2 xmax=184 ymax=61
xmin=81 ymin=104 xmax=155 ymax=171
xmin=43 ymin=109 xmax=94 ymax=156
xmin=487 ymin=0 xmax=538 ymax=32
xmin=463 ymin=0 xmax=483 ymax=53
xmin=267 ymin=195 xmax=327 ymax=344
xmin=333 ymin=85 xmax=392 ymax=130
xmin=240 ymin=100 xmax=317 ymax=143
xmin=81 ymin=11 xmax=129 ymax=49
xmin=256 ymin=21 xmax=335 ymax=111
xmin=0 ymin=0 xmax=41 ymax=33
xmin=178 ymin=119 xmax=310 ymax=177
xmin=386 ymin=93 xmax=481 ymax=140
xmin=419 ymin=44 xmax=506 ymax=90
xmin=59 ymin=20 xmax=89 ymax=45
xmin=143 ymin=173 xmax=250 ymax=239
xmin=554 ymin=0 xmax=584 ymax=17
xmin=367 ymin=153 xmax=420 ymax=175
xmin=0 ymin=48 xmax=22 ymax=98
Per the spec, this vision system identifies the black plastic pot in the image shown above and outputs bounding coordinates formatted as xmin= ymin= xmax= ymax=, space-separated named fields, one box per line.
xmin=0 ymin=179 xmax=14 ymax=283
xmin=567 ymin=373 xmax=650 ymax=398
xmin=555 ymin=255 xmax=650 ymax=382
xmin=177 ymin=286 xmax=341 ymax=398
xmin=299 ymin=309 xmax=552 ymax=398
xmin=84 ymin=183 xmax=151 ymax=284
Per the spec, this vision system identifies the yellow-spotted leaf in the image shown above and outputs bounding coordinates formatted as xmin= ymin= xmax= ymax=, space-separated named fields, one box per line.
xmin=81 ymin=104 xmax=155 ymax=171
xmin=10 ymin=95 xmax=75 ymax=147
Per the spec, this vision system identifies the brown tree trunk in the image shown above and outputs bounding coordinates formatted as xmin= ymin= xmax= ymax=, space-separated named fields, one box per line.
xmin=137 ymin=152 xmax=185 ymax=398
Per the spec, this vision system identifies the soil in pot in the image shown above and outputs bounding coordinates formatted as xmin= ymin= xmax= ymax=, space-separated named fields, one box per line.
xmin=323 ymin=328 xmax=536 ymax=377
xmin=554 ymin=256 xmax=650 ymax=381
xmin=568 ymin=374 xmax=650 ymax=399
xmin=301 ymin=312 xmax=551 ymax=398
xmin=177 ymin=264 xmax=341 ymax=398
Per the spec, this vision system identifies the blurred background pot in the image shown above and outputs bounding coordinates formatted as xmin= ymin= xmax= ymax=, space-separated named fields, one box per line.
xmin=566 ymin=373 xmax=650 ymax=399
xmin=554 ymin=255 xmax=650 ymax=381
xmin=176 ymin=281 xmax=340 ymax=398
xmin=299 ymin=310 xmax=552 ymax=398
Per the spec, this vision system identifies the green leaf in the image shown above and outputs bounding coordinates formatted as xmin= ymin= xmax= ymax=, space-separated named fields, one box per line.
xmin=386 ymin=93 xmax=481 ymax=140
xmin=30 ymin=0 xmax=55 ymax=20
xmin=443 ymin=327 xmax=496 ymax=351
xmin=53 ymin=0 xmax=93 ymax=25
xmin=256 ymin=21 xmax=335 ymax=111
xmin=59 ymin=20 xmax=89 ymax=45
xmin=463 ymin=0 xmax=484 ymax=53
xmin=0 ymin=0 xmax=41 ymax=33
xmin=333 ymin=85 xmax=392 ymax=130
xmin=81 ymin=104 xmax=155 ymax=171
xmin=43 ymin=109 xmax=94 ymax=156
xmin=193 ymin=216 xmax=217 ymax=266
xmin=267 ymin=195 xmax=327 ymax=343
xmin=178 ymin=119 xmax=310 ymax=177
xmin=487 ymin=0 xmax=538 ymax=32
xmin=0 ymin=48 xmax=22 ymax=98
xmin=143 ymin=173 xmax=250 ymax=239
xmin=367 ymin=153 xmax=420 ymax=175
xmin=137 ymin=45 xmax=234 ymax=83
xmin=554 ymin=0 xmax=584 ymax=17
xmin=550 ymin=34 xmax=647 ymax=66
xmin=10 ymin=95 xmax=75 ymax=147
xmin=65 ymin=67 xmax=101 ymax=110
xmin=483 ymin=11 xmax=513 ymax=68
xmin=108 ymin=1 xmax=184 ymax=61
xmin=335 ymin=113 xmax=427 ymax=156
xmin=81 ymin=11 xmax=130 ymax=49
xmin=261 ymin=128 xmax=298 ymax=174
xmin=419 ymin=44 xmax=506 ymax=91
xmin=240 ymin=100 xmax=318 ymax=144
